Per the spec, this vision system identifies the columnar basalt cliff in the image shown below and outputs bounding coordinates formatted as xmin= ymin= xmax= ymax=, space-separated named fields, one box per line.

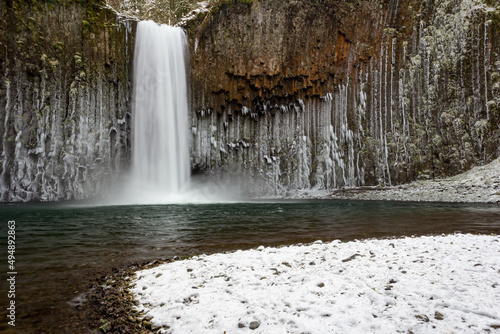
xmin=1 ymin=0 xmax=499 ymax=202
xmin=0 ymin=0 xmax=135 ymax=201
xmin=185 ymin=0 xmax=500 ymax=196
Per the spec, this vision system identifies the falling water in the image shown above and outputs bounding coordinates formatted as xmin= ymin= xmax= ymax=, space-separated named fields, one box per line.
xmin=131 ymin=21 xmax=190 ymax=196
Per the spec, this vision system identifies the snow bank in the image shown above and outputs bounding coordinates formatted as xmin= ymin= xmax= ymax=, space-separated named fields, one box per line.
xmin=132 ymin=234 xmax=500 ymax=333
xmin=325 ymin=157 xmax=500 ymax=203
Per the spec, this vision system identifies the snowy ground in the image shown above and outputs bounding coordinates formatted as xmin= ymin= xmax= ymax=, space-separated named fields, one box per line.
xmin=288 ymin=157 xmax=500 ymax=203
xmin=132 ymin=234 xmax=500 ymax=333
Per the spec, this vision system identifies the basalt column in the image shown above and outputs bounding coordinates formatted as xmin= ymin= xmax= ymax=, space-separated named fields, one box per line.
xmin=184 ymin=0 xmax=500 ymax=196
xmin=0 ymin=0 xmax=135 ymax=201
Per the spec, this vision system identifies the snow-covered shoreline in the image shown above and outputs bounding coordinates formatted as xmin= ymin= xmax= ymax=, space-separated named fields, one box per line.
xmin=132 ymin=234 xmax=500 ymax=333
xmin=283 ymin=158 xmax=500 ymax=204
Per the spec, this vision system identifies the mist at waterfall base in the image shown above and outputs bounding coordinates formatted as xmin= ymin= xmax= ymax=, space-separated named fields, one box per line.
xmin=108 ymin=21 xmax=239 ymax=205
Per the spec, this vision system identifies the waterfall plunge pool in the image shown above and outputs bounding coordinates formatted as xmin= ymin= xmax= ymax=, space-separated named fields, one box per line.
xmin=1 ymin=199 xmax=500 ymax=333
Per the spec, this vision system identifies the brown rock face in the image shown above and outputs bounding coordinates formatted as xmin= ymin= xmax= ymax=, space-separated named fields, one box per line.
xmin=185 ymin=0 xmax=500 ymax=195
xmin=191 ymin=0 xmax=383 ymax=104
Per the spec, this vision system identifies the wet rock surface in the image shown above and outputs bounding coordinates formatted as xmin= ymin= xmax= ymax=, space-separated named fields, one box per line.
xmin=85 ymin=259 xmax=175 ymax=334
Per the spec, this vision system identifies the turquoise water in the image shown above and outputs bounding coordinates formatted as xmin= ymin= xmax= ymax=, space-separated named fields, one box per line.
xmin=1 ymin=200 xmax=500 ymax=333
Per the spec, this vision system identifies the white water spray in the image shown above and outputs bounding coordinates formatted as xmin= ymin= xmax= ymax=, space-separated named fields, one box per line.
xmin=129 ymin=21 xmax=191 ymax=201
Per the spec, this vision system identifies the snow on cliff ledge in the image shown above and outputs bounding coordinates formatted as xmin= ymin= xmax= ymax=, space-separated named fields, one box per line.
xmin=325 ymin=157 xmax=500 ymax=203
xmin=132 ymin=234 xmax=500 ymax=333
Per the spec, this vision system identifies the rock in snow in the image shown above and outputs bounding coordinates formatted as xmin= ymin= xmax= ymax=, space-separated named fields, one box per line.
xmin=132 ymin=234 xmax=500 ymax=333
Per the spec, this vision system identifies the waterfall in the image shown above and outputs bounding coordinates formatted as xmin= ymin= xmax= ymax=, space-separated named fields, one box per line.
xmin=131 ymin=21 xmax=190 ymax=197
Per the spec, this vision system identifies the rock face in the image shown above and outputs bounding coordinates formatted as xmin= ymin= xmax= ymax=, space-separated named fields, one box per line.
xmin=1 ymin=0 xmax=499 ymax=202
xmin=186 ymin=0 xmax=500 ymax=196
xmin=0 ymin=0 xmax=135 ymax=201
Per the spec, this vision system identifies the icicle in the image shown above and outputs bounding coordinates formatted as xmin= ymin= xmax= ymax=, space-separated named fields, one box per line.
xmin=484 ymin=17 xmax=490 ymax=119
